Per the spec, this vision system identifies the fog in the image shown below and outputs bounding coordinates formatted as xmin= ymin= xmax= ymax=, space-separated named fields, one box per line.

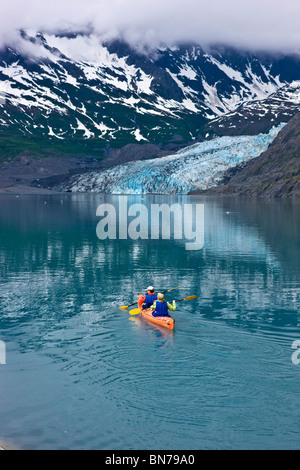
xmin=0 ymin=0 xmax=299 ymax=53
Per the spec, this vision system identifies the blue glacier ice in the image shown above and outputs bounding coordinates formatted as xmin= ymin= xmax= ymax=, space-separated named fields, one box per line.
xmin=67 ymin=124 xmax=285 ymax=194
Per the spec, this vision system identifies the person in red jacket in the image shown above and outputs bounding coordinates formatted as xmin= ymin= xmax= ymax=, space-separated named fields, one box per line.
xmin=138 ymin=286 xmax=157 ymax=310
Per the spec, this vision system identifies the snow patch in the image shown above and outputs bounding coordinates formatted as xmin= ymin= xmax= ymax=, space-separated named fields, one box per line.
xmin=179 ymin=65 xmax=197 ymax=80
xmin=76 ymin=118 xmax=94 ymax=138
xmin=132 ymin=129 xmax=148 ymax=142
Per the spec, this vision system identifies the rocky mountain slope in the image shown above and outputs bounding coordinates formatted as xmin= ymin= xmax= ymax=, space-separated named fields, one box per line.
xmin=195 ymin=112 xmax=300 ymax=198
xmin=204 ymin=81 xmax=300 ymax=138
xmin=1 ymin=31 xmax=300 ymax=163
xmin=1 ymin=31 xmax=300 ymax=196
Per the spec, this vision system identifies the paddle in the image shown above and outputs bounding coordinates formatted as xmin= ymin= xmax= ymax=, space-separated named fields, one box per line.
xmin=129 ymin=295 xmax=197 ymax=315
xmin=119 ymin=286 xmax=179 ymax=311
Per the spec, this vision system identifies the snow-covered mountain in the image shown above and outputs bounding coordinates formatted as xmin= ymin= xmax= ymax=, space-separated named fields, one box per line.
xmin=1 ymin=30 xmax=300 ymax=160
xmin=204 ymin=81 xmax=300 ymax=138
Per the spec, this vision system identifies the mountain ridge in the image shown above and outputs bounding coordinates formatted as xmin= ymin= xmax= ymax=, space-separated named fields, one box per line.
xmin=1 ymin=31 xmax=300 ymax=163
xmin=0 ymin=31 xmax=300 ymax=196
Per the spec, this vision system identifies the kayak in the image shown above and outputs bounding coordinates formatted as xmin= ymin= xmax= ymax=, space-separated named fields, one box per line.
xmin=140 ymin=309 xmax=175 ymax=330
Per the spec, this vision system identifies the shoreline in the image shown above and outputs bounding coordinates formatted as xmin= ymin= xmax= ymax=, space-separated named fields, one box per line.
xmin=0 ymin=185 xmax=61 ymax=195
xmin=0 ymin=184 xmax=299 ymax=200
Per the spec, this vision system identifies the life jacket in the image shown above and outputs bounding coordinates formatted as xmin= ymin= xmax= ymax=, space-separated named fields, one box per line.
xmin=153 ymin=300 xmax=169 ymax=317
xmin=137 ymin=293 xmax=144 ymax=309
xmin=143 ymin=293 xmax=157 ymax=309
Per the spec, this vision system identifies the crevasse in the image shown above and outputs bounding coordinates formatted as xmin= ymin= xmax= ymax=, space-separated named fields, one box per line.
xmin=66 ymin=124 xmax=285 ymax=194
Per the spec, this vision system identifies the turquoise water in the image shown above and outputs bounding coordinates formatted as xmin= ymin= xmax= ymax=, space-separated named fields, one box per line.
xmin=0 ymin=194 xmax=299 ymax=450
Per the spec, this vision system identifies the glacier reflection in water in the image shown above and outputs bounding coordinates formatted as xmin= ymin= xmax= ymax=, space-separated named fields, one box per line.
xmin=65 ymin=125 xmax=285 ymax=194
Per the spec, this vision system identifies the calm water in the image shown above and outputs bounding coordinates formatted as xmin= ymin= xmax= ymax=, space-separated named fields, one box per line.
xmin=0 ymin=194 xmax=299 ymax=450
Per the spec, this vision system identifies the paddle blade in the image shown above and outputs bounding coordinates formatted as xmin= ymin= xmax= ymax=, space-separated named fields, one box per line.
xmin=176 ymin=295 xmax=198 ymax=302
xmin=165 ymin=286 xmax=180 ymax=293
xmin=184 ymin=295 xmax=197 ymax=301
xmin=129 ymin=308 xmax=142 ymax=316
xmin=119 ymin=306 xmax=129 ymax=311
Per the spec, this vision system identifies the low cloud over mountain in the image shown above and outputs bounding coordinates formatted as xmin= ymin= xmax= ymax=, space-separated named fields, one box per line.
xmin=1 ymin=0 xmax=300 ymax=54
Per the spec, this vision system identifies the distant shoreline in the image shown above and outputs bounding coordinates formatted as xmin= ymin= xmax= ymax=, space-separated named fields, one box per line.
xmin=0 ymin=185 xmax=61 ymax=195
xmin=0 ymin=185 xmax=299 ymax=199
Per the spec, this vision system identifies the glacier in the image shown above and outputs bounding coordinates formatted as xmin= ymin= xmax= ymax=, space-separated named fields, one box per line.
xmin=63 ymin=124 xmax=285 ymax=194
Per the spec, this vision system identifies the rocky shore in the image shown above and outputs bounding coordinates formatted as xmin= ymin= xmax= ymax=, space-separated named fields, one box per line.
xmin=191 ymin=113 xmax=300 ymax=198
xmin=0 ymin=143 xmax=173 ymax=194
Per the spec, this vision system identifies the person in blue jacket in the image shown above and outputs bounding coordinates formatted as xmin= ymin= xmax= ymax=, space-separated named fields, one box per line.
xmin=138 ymin=286 xmax=157 ymax=310
xmin=150 ymin=293 xmax=176 ymax=317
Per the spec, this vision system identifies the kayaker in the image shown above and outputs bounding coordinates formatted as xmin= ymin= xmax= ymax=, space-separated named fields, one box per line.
xmin=138 ymin=286 xmax=157 ymax=310
xmin=150 ymin=293 xmax=176 ymax=317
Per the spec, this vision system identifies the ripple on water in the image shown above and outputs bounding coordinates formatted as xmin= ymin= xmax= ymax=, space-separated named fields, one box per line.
xmin=1 ymin=195 xmax=300 ymax=450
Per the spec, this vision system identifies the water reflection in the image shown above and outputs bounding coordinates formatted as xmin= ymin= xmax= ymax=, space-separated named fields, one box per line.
xmin=0 ymin=194 xmax=300 ymax=450
xmin=0 ymin=194 xmax=299 ymax=339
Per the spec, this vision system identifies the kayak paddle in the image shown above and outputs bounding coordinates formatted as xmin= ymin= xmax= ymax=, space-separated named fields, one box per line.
xmin=129 ymin=308 xmax=144 ymax=316
xmin=119 ymin=302 xmax=140 ymax=311
xmin=129 ymin=295 xmax=197 ymax=315
xmin=119 ymin=286 xmax=179 ymax=311
xmin=176 ymin=295 xmax=197 ymax=303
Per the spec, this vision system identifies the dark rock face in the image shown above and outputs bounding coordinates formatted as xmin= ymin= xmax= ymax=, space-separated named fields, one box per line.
xmin=0 ymin=143 xmax=171 ymax=191
xmin=194 ymin=113 xmax=300 ymax=198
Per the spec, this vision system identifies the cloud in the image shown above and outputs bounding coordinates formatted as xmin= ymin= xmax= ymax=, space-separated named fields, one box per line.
xmin=1 ymin=0 xmax=300 ymax=53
